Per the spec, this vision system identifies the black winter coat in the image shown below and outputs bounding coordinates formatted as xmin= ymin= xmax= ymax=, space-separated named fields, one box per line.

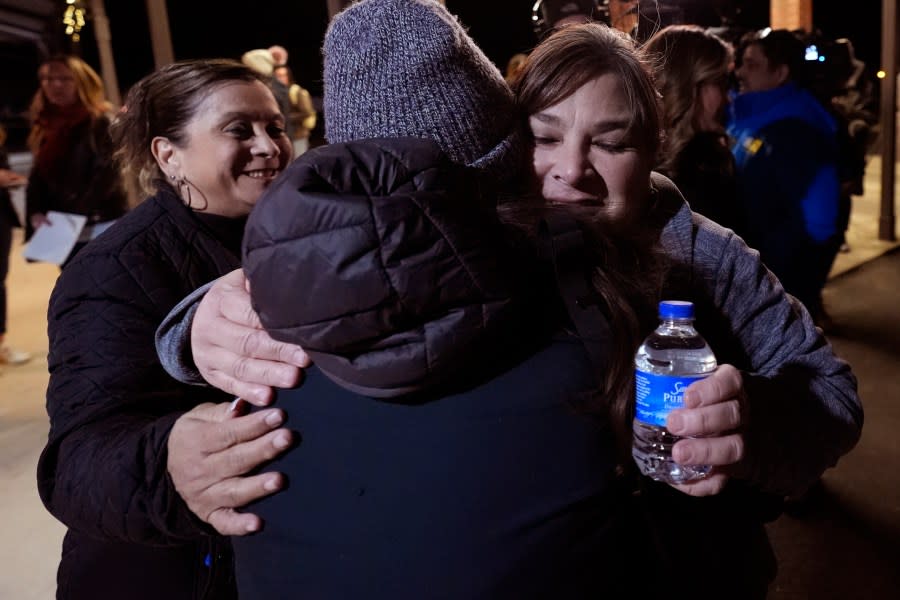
xmin=37 ymin=188 xmax=239 ymax=599
xmin=25 ymin=114 xmax=128 ymax=240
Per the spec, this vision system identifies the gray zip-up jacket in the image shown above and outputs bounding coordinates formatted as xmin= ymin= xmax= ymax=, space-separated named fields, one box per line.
xmin=654 ymin=172 xmax=860 ymax=494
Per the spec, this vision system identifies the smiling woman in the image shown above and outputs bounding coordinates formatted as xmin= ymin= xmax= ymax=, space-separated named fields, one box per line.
xmin=150 ymin=79 xmax=291 ymax=217
xmin=35 ymin=59 xmax=292 ymax=600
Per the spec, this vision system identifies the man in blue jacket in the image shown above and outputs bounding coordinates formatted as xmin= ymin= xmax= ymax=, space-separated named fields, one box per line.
xmin=727 ymin=29 xmax=841 ymax=326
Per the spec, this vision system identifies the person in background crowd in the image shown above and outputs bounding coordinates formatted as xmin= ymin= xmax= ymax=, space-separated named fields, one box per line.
xmin=804 ymin=35 xmax=875 ymax=257
xmin=271 ymin=58 xmax=317 ymax=156
xmin=504 ymin=52 xmax=529 ymax=84
xmin=268 ymin=45 xmax=317 ymax=154
xmin=36 ymin=59 xmax=294 ymax=600
xmin=534 ymin=0 xmax=596 ymax=34
xmin=154 ymin=3 xmax=860 ymax=598
xmin=241 ymin=48 xmax=295 ymax=142
xmin=0 ymin=124 xmax=30 ymax=366
xmin=643 ymin=25 xmax=740 ymax=230
xmin=25 ymin=55 xmax=128 ymax=266
xmin=727 ymin=29 xmax=841 ymax=326
xmin=267 ymin=44 xmax=289 ymax=69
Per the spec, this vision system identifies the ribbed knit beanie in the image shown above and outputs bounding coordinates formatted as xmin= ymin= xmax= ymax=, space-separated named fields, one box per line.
xmin=324 ymin=0 xmax=525 ymax=176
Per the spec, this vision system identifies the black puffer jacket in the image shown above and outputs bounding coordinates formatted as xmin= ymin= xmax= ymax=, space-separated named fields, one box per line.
xmin=236 ymin=138 xmax=627 ymax=598
xmin=37 ymin=188 xmax=239 ymax=599
xmin=244 ymin=137 xmax=532 ymax=397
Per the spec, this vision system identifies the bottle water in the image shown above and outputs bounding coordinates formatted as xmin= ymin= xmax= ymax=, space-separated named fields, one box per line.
xmin=632 ymin=300 xmax=716 ymax=484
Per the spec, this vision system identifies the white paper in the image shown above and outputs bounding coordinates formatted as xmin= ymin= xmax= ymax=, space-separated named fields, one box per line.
xmin=23 ymin=211 xmax=87 ymax=265
xmin=87 ymin=219 xmax=117 ymax=240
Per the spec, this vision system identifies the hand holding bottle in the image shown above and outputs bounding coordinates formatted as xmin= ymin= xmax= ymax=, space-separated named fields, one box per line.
xmin=665 ymin=364 xmax=747 ymax=496
xmin=633 ymin=300 xmax=717 ymax=484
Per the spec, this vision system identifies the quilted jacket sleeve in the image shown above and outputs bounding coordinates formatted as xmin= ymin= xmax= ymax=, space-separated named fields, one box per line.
xmin=688 ymin=213 xmax=862 ymax=495
xmin=37 ymin=249 xmax=218 ymax=544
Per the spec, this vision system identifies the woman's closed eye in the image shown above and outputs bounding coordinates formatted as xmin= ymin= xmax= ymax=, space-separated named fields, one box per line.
xmin=592 ymin=139 xmax=631 ymax=154
xmin=533 ymin=135 xmax=561 ymax=146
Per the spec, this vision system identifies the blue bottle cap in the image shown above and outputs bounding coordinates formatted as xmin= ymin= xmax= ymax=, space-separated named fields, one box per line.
xmin=659 ymin=300 xmax=694 ymax=319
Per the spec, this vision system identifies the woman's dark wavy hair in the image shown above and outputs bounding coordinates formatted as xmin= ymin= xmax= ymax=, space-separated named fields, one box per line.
xmin=111 ymin=59 xmax=268 ymax=197
xmin=506 ymin=23 xmax=669 ymax=463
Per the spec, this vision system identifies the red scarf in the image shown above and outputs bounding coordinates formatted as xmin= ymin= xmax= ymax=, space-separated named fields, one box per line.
xmin=34 ymin=103 xmax=92 ymax=180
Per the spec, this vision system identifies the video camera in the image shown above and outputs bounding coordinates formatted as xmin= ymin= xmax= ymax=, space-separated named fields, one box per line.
xmin=531 ymin=1 xmax=608 ymax=38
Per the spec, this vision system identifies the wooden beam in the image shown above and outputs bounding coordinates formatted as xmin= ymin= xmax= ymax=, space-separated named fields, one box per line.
xmin=880 ymin=0 xmax=897 ymax=241
xmin=89 ymin=0 xmax=120 ymax=107
xmin=770 ymin=0 xmax=813 ymax=32
xmin=145 ymin=0 xmax=174 ymax=68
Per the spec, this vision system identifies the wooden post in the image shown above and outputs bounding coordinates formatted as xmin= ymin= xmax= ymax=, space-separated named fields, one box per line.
xmin=89 ymin=0 xmax=120 ymax=106
xmin=145 ymin=0 xmax=175 ymax=68
xmin=880 ymin=0 xmax=897 ymax=241
xmin=770 ymin=0 xmax=813 ymax=32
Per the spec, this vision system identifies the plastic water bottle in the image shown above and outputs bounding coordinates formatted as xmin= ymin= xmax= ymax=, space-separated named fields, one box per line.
xmin=632 ymin=300 xmax=716 ymax=484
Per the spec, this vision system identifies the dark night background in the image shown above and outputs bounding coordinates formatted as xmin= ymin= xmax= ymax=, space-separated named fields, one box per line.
xmin=0 ymin=1 xmax=887 ymax=149
xmin=94 ymin=0 xmax=884 ymax=96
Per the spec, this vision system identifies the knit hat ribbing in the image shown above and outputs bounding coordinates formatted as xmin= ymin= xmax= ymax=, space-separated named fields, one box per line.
xmin=323 ymin=0 xmax=525 ymax=175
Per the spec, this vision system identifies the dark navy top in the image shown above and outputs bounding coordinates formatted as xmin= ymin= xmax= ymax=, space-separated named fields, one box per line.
xmin=233 ymin=334 xmax=626 ymax=599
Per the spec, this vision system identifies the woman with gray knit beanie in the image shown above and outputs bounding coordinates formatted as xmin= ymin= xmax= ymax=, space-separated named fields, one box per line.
xmin=155 ymin=2 xmax=859 ymax=598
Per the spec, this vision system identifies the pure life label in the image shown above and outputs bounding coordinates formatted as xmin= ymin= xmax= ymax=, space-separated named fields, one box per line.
xmin=634 ymin=371 xmax=707 ymax=427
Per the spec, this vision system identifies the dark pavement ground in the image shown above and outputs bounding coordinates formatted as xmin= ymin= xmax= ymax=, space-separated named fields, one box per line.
xmin=767 ymin=247 xmax=900 ymax=599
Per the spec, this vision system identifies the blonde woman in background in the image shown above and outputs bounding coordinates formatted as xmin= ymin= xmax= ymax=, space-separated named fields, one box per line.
xmin=643 ymin=25 xmax=741 ymax=229
xmin=25 ymin=55 xmax=127 ymax=264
